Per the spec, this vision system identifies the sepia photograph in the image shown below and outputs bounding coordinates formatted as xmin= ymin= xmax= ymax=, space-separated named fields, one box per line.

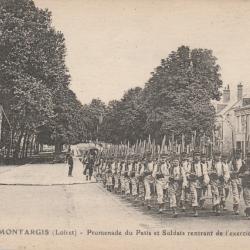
xmin=0 ymin=0 xmax=250 ymax=249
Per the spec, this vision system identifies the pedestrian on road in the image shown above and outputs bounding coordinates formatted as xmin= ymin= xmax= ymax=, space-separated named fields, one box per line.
xmin=66 ymin=151 xmax=74 ymax=177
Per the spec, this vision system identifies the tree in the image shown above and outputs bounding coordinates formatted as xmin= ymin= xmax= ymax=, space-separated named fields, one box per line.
xmin=142 ymin=45 xmax=222 ymax=143
xmin=0 ymin=0 xmax=86 ymax=158
xmin=81 ymin=99 xmax=106 ymax=141
xmin=98 ymin=46 xmax=222 ymax=145
xmin=100 ymin=87 xmax=146 ymax=144
xmin=0 ymin=0 xmax=57 ymax=158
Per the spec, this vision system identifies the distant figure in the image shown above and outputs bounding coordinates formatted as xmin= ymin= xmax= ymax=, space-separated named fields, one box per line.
xmin=84 ymin=151 xmax=96 ymax=181
xmin=66 ymin=151 xmax=74 ymax=177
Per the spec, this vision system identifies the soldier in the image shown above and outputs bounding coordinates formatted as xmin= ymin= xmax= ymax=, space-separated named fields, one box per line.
xmin=88 ymin=151 xmax=96 ymax=181
xmin=143 ymin=153 xmax=155 ymax=209
xmin=168 ymin=156 xmax=184 ymax=217
xmin=200 ymin=153 xmax=210 ymax=209
xmin=100 ymin=158 xmax=107 ymax=187
xmin=120 ymin=159 xmax=126 ymax=195
xmin=239 ymin=151 xmax=250 ymax=219
xmin=83 ymin=149 xmax=97 ymax=180
xmin=111 ymin=157 xmax=117 ymax=191
xmin=105 ymin=158 xmax=113 ymax=191
xmin=206 ymin=155 xmax=213 ymax=173
xmin=188 ymin=151 xmax=210 ymax=217
xmin=221 ymin=153 xmax=231 ymax=210
xmin=209 ymin=151 xmax=230 ymax=215
xmin=123 ymin=158 xmax=131 ymax=196
xmin=230 ymin=149 xmax=243 ymax=215
xmin=129 ymin=156 xmax=139 ymax=198
xmin=113 ymin=158 xmax=121 ymax=193
xmin=94 ymin=156 xmax=103 ymax=182
xmin=136 ymin=157 xmax=145 ymax=202
xmin=180 ymin=152 xmax=191 ymax=211
xmin=152 ymin=155 xmax=170 ymax=213
xmin=125 ymin=156 xmax=132 ymax=197
xmin=99 ymin=158 xmax=106 ymax=187
xmin=164 ymin=155 xmax=171 ymax=203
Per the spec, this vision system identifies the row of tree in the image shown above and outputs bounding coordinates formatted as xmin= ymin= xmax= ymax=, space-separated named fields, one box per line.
xmin=85 ymin=46 xmax=223 ymax=146
xmin=0 ymin=0 xmax=223 ymax=161
xmin=0 ymin=0 xmax=89 ymax=160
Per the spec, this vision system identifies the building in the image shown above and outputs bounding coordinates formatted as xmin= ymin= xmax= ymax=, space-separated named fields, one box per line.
xmin=215 ymin=83 xmax=250 ymax=156
xmin=234 ymin=97 xmax=250 ymax=154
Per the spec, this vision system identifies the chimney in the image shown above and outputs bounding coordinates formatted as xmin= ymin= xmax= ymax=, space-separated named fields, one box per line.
xmin=223 ymin=85 xmax=230 ymax=103
xmin=237 ymin=83 xmax=243 ymax=101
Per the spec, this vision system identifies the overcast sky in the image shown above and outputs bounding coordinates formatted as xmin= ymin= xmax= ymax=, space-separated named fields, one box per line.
xmin=34 ymin=0 xmax=250 ymax=104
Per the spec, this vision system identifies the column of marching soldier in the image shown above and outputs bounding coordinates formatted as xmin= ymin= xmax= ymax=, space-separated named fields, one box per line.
xmin=93 ymin=149 xmax=250 ymax=219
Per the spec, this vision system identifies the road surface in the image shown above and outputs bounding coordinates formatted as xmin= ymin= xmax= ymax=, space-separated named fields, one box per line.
xmin=0 ymin=159 xmax=249 ymax=250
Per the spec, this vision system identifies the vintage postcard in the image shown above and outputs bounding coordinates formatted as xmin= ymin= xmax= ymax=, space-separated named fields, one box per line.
xmin=0 ymin=0 xmax=249 ymax=249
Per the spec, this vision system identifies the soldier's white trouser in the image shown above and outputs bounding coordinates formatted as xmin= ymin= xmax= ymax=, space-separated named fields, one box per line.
xmin=138 ymin=181 xmax=145 ymax=198
xmin=190 ymin=180 xmax=206 ymax=207
xmin=169 ymin=181 xmax=181 ymax=208
xmin=131 ymin=177 xmax=138 ymax=196
xmin=144 ymin=179 xmax=151 ymax=201
xmin=120 ymin=176 xmax=125 ymax=192
xmin=231 ymin=178 xmax=242 ymax=205
xmin=210 ymin=180 xmax=225 ymax=206
xmin=124 ymin=177 xmax=130 ymax=195
xmin=189 ymin=182 xmax=199 ymax=207
xmin=180 ymin=187 xmax=189 ymax=203
xmin=243 ymin=187 xmax=250 ymax=208
xmin=156 ymin=179 xmax=165 ymax=204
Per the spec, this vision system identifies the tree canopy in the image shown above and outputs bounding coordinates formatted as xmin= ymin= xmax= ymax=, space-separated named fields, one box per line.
xmin=98 ymin=46 xmax=223 ymax=144
xmin=0 ymin=0 xmax=88 ymax=158
xmin=0 ymin=0 xmax=223 ymax=159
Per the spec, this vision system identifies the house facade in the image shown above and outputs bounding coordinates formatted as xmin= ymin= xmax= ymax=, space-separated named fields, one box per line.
xmin=215 ymin=83 xmax=250 ymax=157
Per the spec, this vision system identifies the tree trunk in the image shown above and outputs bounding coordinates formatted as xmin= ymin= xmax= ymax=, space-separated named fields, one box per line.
xmin=14 ymin=130 xmax=24 ymax=160
xmin=25 ymin=134 xmax=31 ymax=158
xmin=29 ymin=134 xmax=35 ymax=156
xmin=6 ymin=129 xmax=12 ymax=160
xmin=21 ymin=132 xmax=27 ymax=159
xmin=34 ymin=140 xmax=39 ymax=154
